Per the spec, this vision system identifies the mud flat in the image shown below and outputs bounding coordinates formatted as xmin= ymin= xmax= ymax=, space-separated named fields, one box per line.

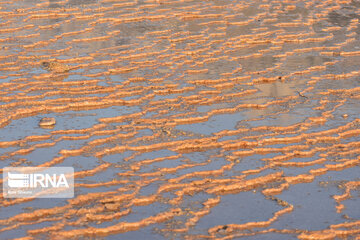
xmin=0 ymin=0 xmax=359 ymax=239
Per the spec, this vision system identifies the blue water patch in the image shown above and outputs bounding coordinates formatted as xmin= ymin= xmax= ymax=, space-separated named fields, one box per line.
xmin=175 ymin=111 xmax=244 ymax=135
xmin=198 ymin=191 xmax=281 ymax=229
xmin=273 ymin=180 xmax=343 ymax=231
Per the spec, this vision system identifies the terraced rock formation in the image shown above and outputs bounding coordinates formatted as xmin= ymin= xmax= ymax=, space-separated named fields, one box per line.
xmin=0 ymin=0 xmax=359 ymax=239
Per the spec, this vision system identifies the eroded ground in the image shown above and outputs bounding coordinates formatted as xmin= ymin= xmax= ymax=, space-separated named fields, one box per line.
xmin=0 ymin=0 xmax=359 ymax=239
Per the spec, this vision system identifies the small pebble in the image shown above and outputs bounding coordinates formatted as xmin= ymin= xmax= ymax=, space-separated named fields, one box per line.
xmin=39 ymin=117 xmax=56 ymax=128
xmin=342 ymin=114 xmax=348 ymax=119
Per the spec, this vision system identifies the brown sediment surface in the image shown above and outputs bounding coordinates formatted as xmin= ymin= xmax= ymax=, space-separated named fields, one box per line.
xmin=0 ymin=0 xmax=360 ymax=239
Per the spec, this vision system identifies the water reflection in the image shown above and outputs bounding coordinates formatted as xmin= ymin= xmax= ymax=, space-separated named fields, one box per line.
xmin=0 ymin=0 xmax=359 ymax=239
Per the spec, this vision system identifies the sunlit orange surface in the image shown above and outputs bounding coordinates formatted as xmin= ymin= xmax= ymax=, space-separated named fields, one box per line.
xmin=0 ymin=0 xmax=359 ymax=239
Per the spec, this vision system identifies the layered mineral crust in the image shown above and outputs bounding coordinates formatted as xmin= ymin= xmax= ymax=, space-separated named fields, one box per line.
xmin=0 ymin=0 xmax=359 ymax=239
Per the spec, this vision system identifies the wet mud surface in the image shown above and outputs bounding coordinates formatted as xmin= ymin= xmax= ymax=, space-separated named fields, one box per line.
xmin=0 ymin=0 xmax=360 ymax=239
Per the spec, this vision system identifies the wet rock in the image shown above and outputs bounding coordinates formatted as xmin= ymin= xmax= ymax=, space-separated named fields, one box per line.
xmin=39 ymin=117 xmax=56 ymax=128
xmin=41 ymin=60 xmax=70 ymax=73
